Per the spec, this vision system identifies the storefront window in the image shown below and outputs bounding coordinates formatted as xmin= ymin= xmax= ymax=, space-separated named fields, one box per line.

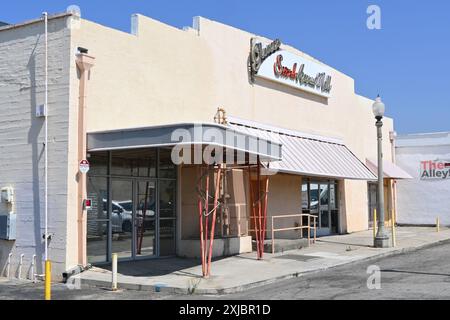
xmin=309 ymin=183 xmax=319 ymax=211
xmin=159 ymin=219 xmax=176 ymax=256
xmin=110 ymin=149 xmax=156 ymax=177
xmin=159 ymin=148 xmax=176 ymax=179
xmin=160 ymin=180 xmax=176 ymax=218
xmin=87 ymin=152 xmax=109 ymax=176
xmin=301 ymin=182 xmax=309 ymax=212
xmin=320 ymin=184 xmax=329 ymax=228
xmin=111 ymin=151 xmax=136 ymax=176
xmin=87 ymin=176 xmax=109 ymax=263
xmin=137 ymin=149 xmax=157 ymax=177
xmin=86 ymin=147 xmax=177 ymax=264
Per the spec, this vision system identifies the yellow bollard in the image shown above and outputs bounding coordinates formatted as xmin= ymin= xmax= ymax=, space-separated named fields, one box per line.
xmin=44 ymin=260 xmax=51 ymax=300
xmin=436 ymin=217 xmax=440 ymax=233
xmin=392 ymin=209 xmax=397 ymax=247
xmin=373 ymin=208 xmax=377 ymax=240
xmin=112 ymin=253 xmax=118 ymax=291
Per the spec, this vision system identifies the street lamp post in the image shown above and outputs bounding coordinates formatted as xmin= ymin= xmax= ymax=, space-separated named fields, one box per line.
xmin=373 ymin=95 xmax=390 ymax=248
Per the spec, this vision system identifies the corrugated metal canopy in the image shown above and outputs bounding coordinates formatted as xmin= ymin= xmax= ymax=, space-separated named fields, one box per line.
xmin=228 ymin=120 xmax=377 ymax=180
xmin=366 ymin=159 xmax=413 ymax=180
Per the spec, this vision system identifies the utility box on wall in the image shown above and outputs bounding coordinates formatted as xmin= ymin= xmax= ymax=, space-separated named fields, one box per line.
xmin=0 ymin=213 xmax=16 ymax=240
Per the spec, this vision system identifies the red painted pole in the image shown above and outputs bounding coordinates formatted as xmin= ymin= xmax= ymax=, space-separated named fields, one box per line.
xmin=204 ymin=166 xmax=210 ymax=272
xmin=257 ymin=158 xmax=263 ymax=259
xmin=249 ymin=166 xmax=260 ymax=258
xmin=261 ymin=177 xmax=269 ymax=258
xmin=197 ymin=166 xmax=206 ymax=276
xmin=207 ymin=166 xmax=222 ymax=276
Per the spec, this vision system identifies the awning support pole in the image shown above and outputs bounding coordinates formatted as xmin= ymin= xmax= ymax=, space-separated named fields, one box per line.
xmin=204 ymin=165 xmax=210 ymax=273
xmin=248 ymin=159 xmax=269 ymax=260
xmin=197 ymin=166 xmax=206 ymax=276
xmin=257 ymin=157 xmax=263 ymax=260
xmin=197 ymin=164 xmax=223 ymax=278
xmin=261 ymin=174 xmax=269 ymax=258
xmin=207 ymin=165 xmax=222 ymax=276
xmin=249 ymin=165 xmax=260 ymax=259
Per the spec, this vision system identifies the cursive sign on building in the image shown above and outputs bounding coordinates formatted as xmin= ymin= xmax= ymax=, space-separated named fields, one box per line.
xmin=250 ymin=38 xmax=281 ymax=75
xmin=249 ymin=38 xmax=333 ymax=98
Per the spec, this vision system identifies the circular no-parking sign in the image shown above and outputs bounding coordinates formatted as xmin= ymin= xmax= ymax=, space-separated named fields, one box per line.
xmin=79 ymin=159 xmax=90 ymax=174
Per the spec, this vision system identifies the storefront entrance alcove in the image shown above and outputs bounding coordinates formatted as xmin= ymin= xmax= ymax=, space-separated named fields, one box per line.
xmin=86 ymin=148 xmax=177 ymax=264
xmin=302 ymin=179 xmax=339 ymax=236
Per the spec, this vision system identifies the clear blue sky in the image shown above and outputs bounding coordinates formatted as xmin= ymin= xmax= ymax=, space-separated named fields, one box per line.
xmin=2 ymin=0 xmax=449 ymax=134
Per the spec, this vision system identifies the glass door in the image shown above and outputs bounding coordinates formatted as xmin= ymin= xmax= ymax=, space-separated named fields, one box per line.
xmin=330 ymin=182 xmax=339 ymax=234
xmin=303 ymin=180 xmax=338 ymax=237
xmin=309 ymin=182 xmax=320 ymax=229
xmin=318 ymin=182 xmax=331 ymax=236
xmin=136 ymin=180 xmax=157 ymax=258
xmin=86 ymin=176 xmax=109 ymax=263
xmin=111 ymin=179 xmax=134 ymax=259
xmin=159 ymin=180 xmax=176 ymax=256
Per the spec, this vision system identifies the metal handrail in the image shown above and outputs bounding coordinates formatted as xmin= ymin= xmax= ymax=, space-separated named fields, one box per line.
xmin=270 ymin=214 xmax=317 ymax=254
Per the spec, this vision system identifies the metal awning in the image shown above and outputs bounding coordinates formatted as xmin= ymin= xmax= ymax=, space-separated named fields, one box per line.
xmin=87 ymin=123 xmax=282 ymax=162
xmin=228 ymin=120 xmax=377 ymax=180
xmin=366 ymin=159 xmax=413 ymax=180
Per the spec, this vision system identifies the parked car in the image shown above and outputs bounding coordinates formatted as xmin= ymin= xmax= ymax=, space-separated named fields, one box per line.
xmin=109 ymin=199 xmax=155 ymax=233
xmin=88 ymin=199 xmax=157 ymax=236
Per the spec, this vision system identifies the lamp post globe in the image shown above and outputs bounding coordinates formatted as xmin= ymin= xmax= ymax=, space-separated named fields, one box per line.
xmin=372 ymin=95 xmax=385 ymax=119
xmin=373 ymin=95 xmax=390 ymax=248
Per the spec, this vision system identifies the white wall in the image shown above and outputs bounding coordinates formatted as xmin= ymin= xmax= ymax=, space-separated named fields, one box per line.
xmin=0 ymin=16 xmax=71 ymax=278
xmin=396 ymin=142 xmax=450 ymax=225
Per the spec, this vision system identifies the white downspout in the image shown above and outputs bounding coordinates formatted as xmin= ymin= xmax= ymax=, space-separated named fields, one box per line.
xmin=43 ymin=11 xmax=49 ymax=263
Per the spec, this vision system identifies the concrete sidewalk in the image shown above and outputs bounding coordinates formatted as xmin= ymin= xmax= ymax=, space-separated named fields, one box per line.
xmin=74 ymin=227 xmax=450 ymax=295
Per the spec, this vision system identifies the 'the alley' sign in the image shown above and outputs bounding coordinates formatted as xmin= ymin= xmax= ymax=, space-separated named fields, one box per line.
xmin=420 ymin=160 xmax=450 ymax=180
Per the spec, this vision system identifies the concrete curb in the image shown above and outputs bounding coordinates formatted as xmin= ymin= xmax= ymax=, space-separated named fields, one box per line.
xmin=78 ymin=237 xmax=450 ymax=295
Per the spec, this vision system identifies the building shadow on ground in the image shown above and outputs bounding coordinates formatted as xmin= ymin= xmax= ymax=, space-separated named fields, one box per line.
xmin=99 ymin=256 xmax=229 ymax=278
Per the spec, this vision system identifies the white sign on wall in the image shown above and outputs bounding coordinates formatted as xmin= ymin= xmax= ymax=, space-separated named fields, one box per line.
xmin=420 ymin=160 xmax=450 ymax=180
xmin=79 ymin=159 xmax=90 ymax=174
xmin=250 ymin=38 xmax=333 ymax=98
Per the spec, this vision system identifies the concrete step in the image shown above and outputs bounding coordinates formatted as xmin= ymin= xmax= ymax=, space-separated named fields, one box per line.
xmin=252 ymin=238 xmax=310 ymax=253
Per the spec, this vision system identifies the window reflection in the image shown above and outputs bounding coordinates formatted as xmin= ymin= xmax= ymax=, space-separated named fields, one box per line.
xmin=111 ymin=149 xmax=157 ymax=177
xmin=160 ymin=180 xmax=176 ymax=218
xmin=309 ymin=183 xmax=319 ymax=211
xmin=159 ymin=219 xmax=176 ymax=256
xmin=87 ymin=152 xmax=108 ymax=176
xmin=111 ymin=180 xmax=133 ymax=259
xmin=301 ymin=183 xmax=309 ymax=211
xmin=159 ymin=148 xmax=176 ymax=179
xmin=87 ymin=176 xmax=109 ymax=263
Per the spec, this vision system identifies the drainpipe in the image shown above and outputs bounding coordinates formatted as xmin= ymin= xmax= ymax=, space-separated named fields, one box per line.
xmin=75 ymin=50 xmax=95 ymax=266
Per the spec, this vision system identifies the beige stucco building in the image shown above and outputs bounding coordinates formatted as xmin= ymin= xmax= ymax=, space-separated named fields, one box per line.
xmin=0 ymin=12 xmax=404 ymax=279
